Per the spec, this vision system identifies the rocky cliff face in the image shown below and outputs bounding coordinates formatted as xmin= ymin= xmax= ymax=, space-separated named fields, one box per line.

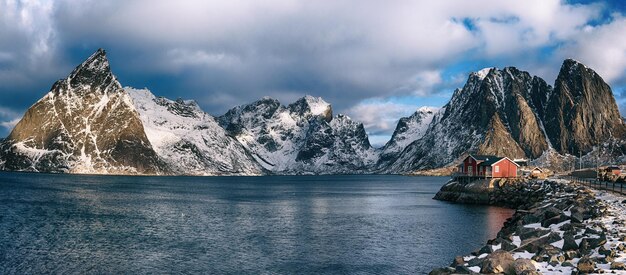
xmin=378 ymin=107 xmax=437 ymax=165
xmin=543 ymin=59 xmax=626 ymax=155
xmin=384 ymin=67 xmax=552 ymax=172
xmin=385 ymin=60 xmax=626 ymax=173
xmin=127 ymin=88 xmax=264 ymax=175
xmin=0 ymin=49 xmax=165 ymax=174
xmin=218 ymin=96 xmax=378 ymax=174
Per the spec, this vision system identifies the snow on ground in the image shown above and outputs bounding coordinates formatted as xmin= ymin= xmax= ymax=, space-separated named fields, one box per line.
xmin=530 ymin=187 xmax=626 ymax=274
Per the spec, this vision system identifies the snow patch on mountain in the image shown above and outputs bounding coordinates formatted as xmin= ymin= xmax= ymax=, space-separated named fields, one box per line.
xmin=218 ymin=96 xmax=378 ymax=174
xmin=379 ymin=106 xmax=438 ymax=161
xmin=127 ymin=87 xmax=263 ymax=175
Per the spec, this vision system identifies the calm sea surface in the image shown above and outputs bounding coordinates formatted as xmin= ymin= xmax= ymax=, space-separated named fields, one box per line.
xmin=0 ymin=173 xmax=513 ymax=274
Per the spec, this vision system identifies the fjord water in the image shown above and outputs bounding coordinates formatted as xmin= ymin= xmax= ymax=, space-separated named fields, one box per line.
xmin=0 ymin=173 xmax=513 ymax=274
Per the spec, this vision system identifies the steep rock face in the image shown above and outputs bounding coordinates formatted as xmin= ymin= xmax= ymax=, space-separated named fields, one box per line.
xmin=384 ymin=67 xmax=551 ymax=172
xmin=378 ymin=107 xmax=437 ymax=164
xmin=0 ymin=49 xmax=164 ymax=174
xmin=127 ymin=88 xmax=264 ymax=175
xmin=218 ymin=96 xmax=378 ymax=174
xmin=544 ymin=59 xmax=626 ymax=155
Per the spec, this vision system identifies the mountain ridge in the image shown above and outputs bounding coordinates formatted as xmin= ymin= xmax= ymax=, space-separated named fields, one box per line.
xmin=1 ymin=49 xmax=625 ymax=175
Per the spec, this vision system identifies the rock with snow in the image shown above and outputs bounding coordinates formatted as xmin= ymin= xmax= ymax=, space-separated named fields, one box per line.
xmin=383 ymin=60 xmax=626 ymax=173
xmin=378 ymin=106 xmax=437 ymax=166
xmin=218 ymin=96 xmax=378 ymax=174
xmin=385 ymin=66 xmax=551 ymax=173
xmin=0 ymin=49 xmax=165 ymax=174
xmin=127 ymin=88 xmax=264 ymax=175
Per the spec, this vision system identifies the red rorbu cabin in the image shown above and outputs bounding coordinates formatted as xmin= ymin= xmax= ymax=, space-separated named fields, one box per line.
xmin=458 ymin=154 xmax=519 ymax=178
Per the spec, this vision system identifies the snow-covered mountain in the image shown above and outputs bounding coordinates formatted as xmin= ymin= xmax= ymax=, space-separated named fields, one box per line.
xmin=378 ymin=106 xmax=437 ymax=165
xmin=383 ymin=60 xmax=626 ymax=173
xmin=0 ymin=49 xmax=165 ymax=174
xmin=127 ymin=88 xmax=264 ymax=175
xmin=218 ymin=96 xmax=378 ymax=174
xmin=1 ymin=49 xmax=625 ymax=175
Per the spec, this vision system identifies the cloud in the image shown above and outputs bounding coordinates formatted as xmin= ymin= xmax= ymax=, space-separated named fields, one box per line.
xmin=345 ymin=100 xmax=422 ymax=136
xmin=0 ymin=118 xmax=19 ymax=131
xmin=0 ymin=0 xmax=624 ymax=144
xmin=556 ymin=14 xmax=626 ymax=85
xmin=0 ymin=106 xmax=21 ymax=136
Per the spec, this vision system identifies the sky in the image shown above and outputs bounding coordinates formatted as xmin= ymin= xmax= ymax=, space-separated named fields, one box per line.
xmin=1 ymin=0 xmax=626 ymax=147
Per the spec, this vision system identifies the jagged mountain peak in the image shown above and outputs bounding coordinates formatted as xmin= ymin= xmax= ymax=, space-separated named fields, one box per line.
xmin=417 ymin=106 xmax=438 ymax=114
xmin=473 ymin=67 xmax=495 ymax=80
xmin=66 ymin=48 xmax=118 ymax=91
xmin=288 ymin=95 xmax=332 ymax=121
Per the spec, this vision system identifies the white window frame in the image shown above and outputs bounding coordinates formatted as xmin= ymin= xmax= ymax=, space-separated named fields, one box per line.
xmin=495 ymin=166 xmax=500 ymax=173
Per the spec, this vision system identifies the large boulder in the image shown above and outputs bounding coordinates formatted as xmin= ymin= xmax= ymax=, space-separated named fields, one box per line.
xmin=513 ymin=258 xmax=538 ymax=274
xmin=480 ymin=250 xmax=515 ymax=274
xmin=577 ymin=256 xmax=595 ymax=273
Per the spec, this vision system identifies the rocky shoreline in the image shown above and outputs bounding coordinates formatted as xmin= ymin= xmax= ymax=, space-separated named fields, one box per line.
xmin=430 ymin=178 xmax=626 ymax=274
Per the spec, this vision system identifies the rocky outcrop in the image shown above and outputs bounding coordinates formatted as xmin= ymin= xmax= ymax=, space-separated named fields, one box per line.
xmin=378 ymin=107 xmax=436 ymax=166
xmin=386 ymin=60 xmax=626 ymax=173
xmin=544 ymin=59 xmax=626 ymax=156
xmin=386 ymin=67 xmax=551 ymax=172
xmin=431 ymin=179 xmax=626 ymax=274
xmin=0 ymin=49 xmax=165 ymax=174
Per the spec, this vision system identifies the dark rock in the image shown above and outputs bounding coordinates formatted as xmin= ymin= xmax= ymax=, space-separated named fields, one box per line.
xmin=454 ymin=265 xmax=474 ymax=274
xmin=544 ymin=207 xmax=563 ymax=220
xmin=562 ymin=235 xmax=579 ymax=251
xmin=599 ymin=246 xmax=615 ymax=258
xmin=562 ymin=261 xmax=574 ymax=267
xmin=501 ymin=239 xmax=517 ymax=251
xmin=541 ymin=215 xmax=565 ymax=227
xmin=467 ymin=257 xmax=484 ymax=267
xmin=428 ymin=267 xmax=454 ymax=275
xmin=478 ymin=245 xmax=493 ymax=255
xmin=519 ymin=227 xmax=551 ymax=240
xmin=570 ymin=207 xmax=585 ymax=223
xmin=450 ymin=256 xmax=465 ymax=267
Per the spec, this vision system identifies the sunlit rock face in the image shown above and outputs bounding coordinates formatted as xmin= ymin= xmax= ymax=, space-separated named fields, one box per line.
xmin=0 ymin=49 xmax=165 ymax=174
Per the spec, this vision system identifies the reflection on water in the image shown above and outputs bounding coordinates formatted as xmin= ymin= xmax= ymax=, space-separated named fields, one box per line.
xmin=0 ymin=173 xmax=513 ymax=274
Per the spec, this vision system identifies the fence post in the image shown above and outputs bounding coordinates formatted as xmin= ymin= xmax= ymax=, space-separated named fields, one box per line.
xmin=613 ymin=182 xmax=615 ymax=192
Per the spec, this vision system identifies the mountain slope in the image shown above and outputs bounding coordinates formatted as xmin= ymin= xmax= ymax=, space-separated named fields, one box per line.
xmin=127 ymin=88 xmax=263 ymax=175
xmin=218 ymin=96 xmax=378 ymax=174
xmin=0 ymin=49 xmax=165 ymax=174
xmin=544 ymin=59 xmax=626 ymax=155
xmin=378 ymin=107 xmax=437 ymax=165
xmin=385 ymin=60 xmax=626 ymax=173
xmin=384 ymin=67 xmax=553 ymax=172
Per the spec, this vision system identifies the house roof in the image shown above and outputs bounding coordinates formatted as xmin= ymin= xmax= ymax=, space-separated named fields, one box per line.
xmin=478 ymin=157 xmax=504 ymax=167
xmin=477 ymin=156 xmax=521 ymax=167
xmin=468 ymin=154 xmax=499 ymax=162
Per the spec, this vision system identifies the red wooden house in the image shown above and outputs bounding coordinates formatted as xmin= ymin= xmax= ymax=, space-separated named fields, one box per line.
xmin=458 ymin=154 xmax=519 ymax=178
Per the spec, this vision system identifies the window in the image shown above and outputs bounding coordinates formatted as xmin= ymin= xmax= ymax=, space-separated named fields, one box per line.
xmin=467 ymin=166 xmax=472 ymax=175
xmin=495 ymin=166 xmax=499 ymax=173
